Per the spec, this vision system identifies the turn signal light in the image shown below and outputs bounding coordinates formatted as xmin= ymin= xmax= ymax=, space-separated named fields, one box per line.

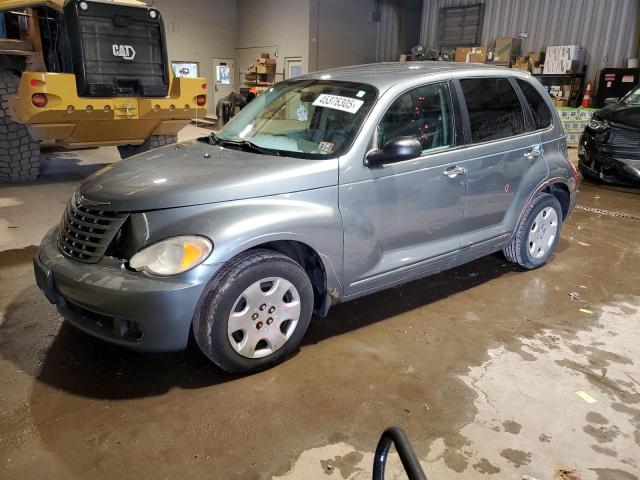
xmin=202 ymin=83 xmax=207 ymax=90
xmin=31 ymin=93 xmax=48 ymax=108
xmin=196 ymin=95 xmax=206 ymax=106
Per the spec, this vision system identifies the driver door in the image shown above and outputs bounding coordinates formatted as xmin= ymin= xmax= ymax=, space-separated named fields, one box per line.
xmin=340 ymin=81 xmax=468 ymax=297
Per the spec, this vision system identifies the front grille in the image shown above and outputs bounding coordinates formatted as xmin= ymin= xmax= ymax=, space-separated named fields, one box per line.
xmin=611 ymin=126 xmax=640 ymax=158
xmin=57 ymin=195 xmax=128 ymax=263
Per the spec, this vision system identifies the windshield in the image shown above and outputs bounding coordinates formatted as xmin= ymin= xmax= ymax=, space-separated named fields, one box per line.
xmin=620 ymin=86 xmax=640 ymax=105
xmin=216 ymin=80 xmax=377 ymax=158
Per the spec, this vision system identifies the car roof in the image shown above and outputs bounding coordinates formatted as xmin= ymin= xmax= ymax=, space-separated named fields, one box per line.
xmin=299 ymin=61 xmax=531 ymax=92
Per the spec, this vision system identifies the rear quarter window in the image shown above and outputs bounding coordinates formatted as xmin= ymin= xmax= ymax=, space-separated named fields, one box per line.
xmin=460 ymin=77 xmax=526 ymax=143
xmin=516 ymin=79 xmax=553 ymax=130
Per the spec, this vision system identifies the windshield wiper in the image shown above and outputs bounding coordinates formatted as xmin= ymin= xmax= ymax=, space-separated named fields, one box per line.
xmin=209 ymin=132 xmax=222 ymax=145
xmin=210 ymin=135 xmax=281 ymax=156
xmin=242 ymin=141 xmax=281 ymax=156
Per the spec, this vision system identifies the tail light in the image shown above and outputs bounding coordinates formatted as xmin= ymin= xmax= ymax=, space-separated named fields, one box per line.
xmin=31 ymin=93 xmax=48 ymax=108
xmin=196 ymin=95 xmax=207 ymax=106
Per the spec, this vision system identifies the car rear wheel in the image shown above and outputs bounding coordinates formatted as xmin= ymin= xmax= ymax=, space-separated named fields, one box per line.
xmin=504 ymin=193 xmax=563 ymax=270
xmin=117 ymin=134 xmax=177 ymax=159
xmin=193 ymin=249 xmax=314 ymax=373
xmin=0 ymin=70 xmax=40 ymax=183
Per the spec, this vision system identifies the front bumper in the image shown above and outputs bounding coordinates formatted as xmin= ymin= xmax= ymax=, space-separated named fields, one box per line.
xmin=34 ymin=227 xmax=220 ymax=352
xmin=578 ymin=131 xmax=640 ymax=185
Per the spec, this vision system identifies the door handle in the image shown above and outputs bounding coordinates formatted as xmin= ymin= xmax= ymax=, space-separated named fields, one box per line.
xmin=524 ymin=145 xmax=543 ymax=159
xmin=443 ymin=166 xmax=467 ymax=178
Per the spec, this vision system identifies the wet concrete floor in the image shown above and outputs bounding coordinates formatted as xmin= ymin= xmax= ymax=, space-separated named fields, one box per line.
xmin=1 ymin=147 xmax=639 ymax=479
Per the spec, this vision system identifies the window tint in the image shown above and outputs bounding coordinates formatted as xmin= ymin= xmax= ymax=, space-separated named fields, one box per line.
xmin=516 ymin=79 xmax=552 ymax=130
xmin=378 ymin=82 xmax=454 ymax=153
xmin=460 ymin=77 xmax=525 ymax=142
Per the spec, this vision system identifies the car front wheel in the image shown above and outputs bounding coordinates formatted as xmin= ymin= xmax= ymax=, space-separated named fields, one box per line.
xmin=193 ymin=249 xmax=314 ymax=373
xmin=504 ymin=193 xmax=563 ymax=269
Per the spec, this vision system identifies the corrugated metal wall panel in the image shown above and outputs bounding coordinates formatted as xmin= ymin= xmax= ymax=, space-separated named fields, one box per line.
xmin=420 ymin=0 xmax=639 ymax=84
xmin=377 ymin=0 xmax=402 ymax=62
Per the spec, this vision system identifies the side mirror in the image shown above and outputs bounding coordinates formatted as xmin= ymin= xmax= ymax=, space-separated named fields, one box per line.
xmin=365 ymin=137 xmax=422 ymax=166
xmin=604 ymin=97 xmax=618 ymax=105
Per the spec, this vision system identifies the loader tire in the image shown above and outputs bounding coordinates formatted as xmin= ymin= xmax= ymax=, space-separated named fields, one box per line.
xmin=117 ymin=134 xmax=178 ymax=159
xmin=0 ymin=70 xmax=40 ymax=183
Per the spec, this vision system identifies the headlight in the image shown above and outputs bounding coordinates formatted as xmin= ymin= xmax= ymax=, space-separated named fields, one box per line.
xmin=129 ymin=236 xmax=212 ymax=276
xmin=588 ymin=117 xmax=609 ymax=131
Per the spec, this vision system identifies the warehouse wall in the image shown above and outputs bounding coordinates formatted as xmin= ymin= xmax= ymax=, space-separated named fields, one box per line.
xmin=419 ymin=0 xmax=640 ymax=85
xmin=153 ymin=0 xmax=237 ymax=116
xmin=310 ymin=0 xmax=380 ymax=70
xmin=236 ymin=0 xmax=310 ymax=81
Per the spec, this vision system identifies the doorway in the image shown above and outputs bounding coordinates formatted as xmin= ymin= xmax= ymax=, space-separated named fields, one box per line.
xmin=211 ymin=58 xmax=236 ymax=117
xmin=285 ymin=57 xmax=303 ymax=79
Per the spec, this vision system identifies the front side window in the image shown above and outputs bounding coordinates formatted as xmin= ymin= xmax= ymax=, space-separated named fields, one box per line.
xmin=378 ymin=82 xmax=454 ymax=153
xmin=516 ymin=79 xmax=552 ymax=130
xmin=216 ymin=80 xmax=377 ymax=158
xmin=460 ymin=77 xmax=525 ymax=143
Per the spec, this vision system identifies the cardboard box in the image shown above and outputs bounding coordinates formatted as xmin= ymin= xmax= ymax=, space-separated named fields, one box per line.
xmin=256 ymin=65 xmax=275 ymax=74
xmin=455 ymin=47 xmax=471 ymax=62
xmin=543 ymin=60 xmax=581 ymax=74
xmin=545 ymin=45 xmax=585 ymax=63
xmin=259 ymin=52 xmax=270 ymax=59
xmin=455 ymin=46 xmax=487 ymax=63
xmin=577 ymin=108 xmax=596 ymax=120
xmin=530 ymin=51 xmax=545 ymax=64
xmin=493 ymin=37 xmax=523 ymax=63
xmin=257 ymin=57 xmax=277 ymax=66
xmin=554 ymin=98 xmax=568 ymax=107
xmin=469 ymin=46 xmax=488 ymax=63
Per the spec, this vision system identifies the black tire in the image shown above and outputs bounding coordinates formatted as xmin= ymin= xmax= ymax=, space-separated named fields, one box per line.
xmin=193 ymin=249 xmax=314 ymax=373
xmin=0 ymin=70 xmax=40 ymax=183
xmin=117 ymin=134 xmax=177 ymax=159
xmin=504 ymin=193 xmax=563 ymax=270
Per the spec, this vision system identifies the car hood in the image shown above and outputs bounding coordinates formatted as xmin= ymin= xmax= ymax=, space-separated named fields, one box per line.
xmin=78 ymin=140 xmax=339 ymax=211
xmin=597 ymin=103 xmax=640 ymax=129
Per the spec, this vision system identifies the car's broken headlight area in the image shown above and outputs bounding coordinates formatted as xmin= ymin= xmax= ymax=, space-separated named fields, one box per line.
xmin=588 ymin=117 xmax=610 ymax=131
xmin=129 ymin=236 xmax=213 ymax=276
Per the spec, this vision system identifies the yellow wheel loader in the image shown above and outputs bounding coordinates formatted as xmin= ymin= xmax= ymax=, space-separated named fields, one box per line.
xmin=1 ymin=0 xmax=207 ymax=183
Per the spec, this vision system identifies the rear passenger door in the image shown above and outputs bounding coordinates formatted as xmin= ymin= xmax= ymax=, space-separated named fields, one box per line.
xmin=455 ymin=76 xmax=549 ymax=260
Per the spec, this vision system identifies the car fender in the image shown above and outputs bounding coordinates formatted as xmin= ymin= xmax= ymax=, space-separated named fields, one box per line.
xmin=130 ymin=187 xmax=344 ymax=296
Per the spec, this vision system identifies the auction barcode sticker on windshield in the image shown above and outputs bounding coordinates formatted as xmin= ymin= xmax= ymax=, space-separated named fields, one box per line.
xmin=312 ymin=94 xmax=364 ymax=114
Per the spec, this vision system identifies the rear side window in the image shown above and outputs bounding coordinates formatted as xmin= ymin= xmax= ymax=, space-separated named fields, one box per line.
xmin=516 ymin=79 xmax=553 ymax=130
xmin=460 ymin=78 xmax=525 ymax=143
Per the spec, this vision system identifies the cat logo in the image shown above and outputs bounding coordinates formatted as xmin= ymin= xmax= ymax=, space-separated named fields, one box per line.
xmin=111 ymin=44 xmax=136 ymax=61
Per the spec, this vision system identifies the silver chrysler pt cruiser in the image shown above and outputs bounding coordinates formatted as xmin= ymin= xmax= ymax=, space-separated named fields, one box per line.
xmin=34 ymin=62 xmax=579 ymax=372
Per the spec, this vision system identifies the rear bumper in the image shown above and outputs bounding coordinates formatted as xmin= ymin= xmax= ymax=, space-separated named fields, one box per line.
xmin=35 ymin=227 xmax=219 ymax=352
xmin=578 ymin=130 xmax=640 ymax=185
xmin=10 ymin=72 xmax=207 ymax=146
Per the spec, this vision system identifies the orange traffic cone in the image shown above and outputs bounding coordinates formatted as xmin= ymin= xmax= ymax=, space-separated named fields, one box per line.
xmin=581 ymin=81 xmax=592 ymax=108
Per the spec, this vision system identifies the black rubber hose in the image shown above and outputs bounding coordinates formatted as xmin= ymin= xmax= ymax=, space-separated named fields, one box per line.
xmin=372 ymin=427 xmax=428 ymax=480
